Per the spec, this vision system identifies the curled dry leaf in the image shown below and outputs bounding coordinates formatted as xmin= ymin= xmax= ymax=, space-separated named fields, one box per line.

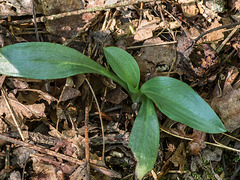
xmin=188 ymin=130 xmax=206 ymax=155
xmin=177 ymin=123 xmax=206 ymax=155
xmin=0 ymin=97 xmax=46 ymax=126
xmin=17 ymin=89 xmax=57 ymax=105
xmin=179 ymin=0 xmax=199 ymax=17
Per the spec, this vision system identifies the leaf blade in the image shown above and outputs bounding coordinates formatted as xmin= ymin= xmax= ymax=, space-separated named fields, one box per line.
xmin=140 ymin=76 xmax=226 ymax=133
xmin=104 ymin=47 xmax=140 ymax=89
xmin=0 ymin=42 xmax=127 ymax=89
xmin=129 ymin=96 xmax=159 ymax=179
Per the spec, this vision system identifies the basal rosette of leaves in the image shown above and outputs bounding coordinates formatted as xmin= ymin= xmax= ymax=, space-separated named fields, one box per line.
xmin=0 ymin=42 xmax=226 ymax=179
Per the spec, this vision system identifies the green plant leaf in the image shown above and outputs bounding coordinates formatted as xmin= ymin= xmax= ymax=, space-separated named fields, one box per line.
xmin=129 ymin=96 xmax=159 ymax=179
xmin=0 ymin=42 xmax=127 ymax=90
xmin=140 ymin=76 xmax=226 ymax=133
xmin=103 ymin=47 xmax=140 ymax=89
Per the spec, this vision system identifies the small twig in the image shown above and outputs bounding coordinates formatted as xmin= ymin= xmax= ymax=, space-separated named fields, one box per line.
xmin=194 ymin=21 xmax=240 ymax=43
xmin=210 ymin=161 xmax=222 ymax=180
xmin=151 ymin=170 xmax=158 ymax=180
xmin=1 ymin=88 xmax=25 ymax=141
xmin=0 ymin=133 xmax=121 ymax=177
xmin=138 ymin=3 xmax=144 ymax=27
xmin=160 ymin=126 xmax=240 ymax=153
xmin=221 ymin=49 xmax=236 ymax=65
xmin=222 ymin=132 xmax=240 ymax=142
xmin=85 ymin=78 xmax=105 ymax=163
xmin=222 ymin=154 xmax=228 ymax=177
xmin=4 ymin=0 xmax=157 ymax=25
xmin=216 ymin=25 xmax=240 ymax=53
xmin=126 ymin=41 xmax=177 ymax=49
xmin=105 ymin=10 xmax=118 ymax=30
xmin=84 ymin=85 xmax=91 ymax=180
xmin=0 ymin=133 xmax=84 ymax=165
xmin=230 ymin=161 xmax=240 ymax=180
xmin=32 ymin=0 xmax=40 ymax=42
xmin=102 ymin=11 xmax=110 ymax=30
xmin=5 ymin=145 xmax=10 ymax=169
xmin=164 ymin=9 xmax=189 ymax=38
xmin=0 ymin=24 xmax=5 ymax=47
xmin=158 ymin=3 xmax=175 ymax=41
xmin=167 ymin=170 xmax=188 ymax=174
xmin=0 ymin=75 xmax=6 ymax=89
xmin=167 ymin=46 xmax=177 ymax=77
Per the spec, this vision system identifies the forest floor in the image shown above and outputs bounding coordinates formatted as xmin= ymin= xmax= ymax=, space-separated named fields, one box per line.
xmin=1 ymin=0 xmax=240 ymax=179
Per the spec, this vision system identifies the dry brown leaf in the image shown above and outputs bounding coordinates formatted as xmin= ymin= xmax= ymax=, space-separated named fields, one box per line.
xmin=211 ymin=67 xmax=240 ymax=132
xmin=38 ymin=0 xmax=103 ymax=38
xmin=188 ymin=130 xmax=206 ymax=155
xmin=136 ymin=37 xmax=176 ymax=79
xmin=176 ymin=124 xmax=206 ymax=155
xmin=106 ymin=86 xmax=128 ymax=104
xmin=17 ymin=89 xmax=57 ymax=104
xmin=204 ymin=20 xmax=224 ymax=42
xmin=0 ymin=0 xmax=33 ymax=17
xmin=179 ymin=0 xmax=199 ymax=17
xmin=59 ymin=86 xmax=80 ymax=102
xmin=170 ymin=142 xmax=186 ymax=172
xmin=0 ymin=96 xmax=46 ymax=125
xmin=134 ymin=20 xmax=159 ymax=41
xmin=26 ymin=103 xmax=46 ymax=118
xmin=10 ymin=79 xmax=29 ymax=89
xmin=31 ymin=157 xmax=64 ymax=180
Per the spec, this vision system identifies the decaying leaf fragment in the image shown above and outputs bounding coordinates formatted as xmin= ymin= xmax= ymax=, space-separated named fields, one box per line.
xmin=170 ymin=142 xmax=186 ymax=172
xmin=211 ymin=67 xmax=240 ymax=132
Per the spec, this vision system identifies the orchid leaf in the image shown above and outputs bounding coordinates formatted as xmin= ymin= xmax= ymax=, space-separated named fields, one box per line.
xmin=0 ymin=42 xmax=127 ymax=90
xmin=129 ymin=96 xmax=159 ymax=179
xmin=104 ymin=47 xmax=140 ymax=89
xmin=140 ymin=76 xmax=226 ymax=133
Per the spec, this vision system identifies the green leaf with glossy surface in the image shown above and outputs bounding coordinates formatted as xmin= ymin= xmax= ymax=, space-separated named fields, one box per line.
xmin=104 ymin=47 xmax=140 ymax=89
xmin=140 ymin=76 xmax=226 ymax=133
xmin=129 ymin=96 xmax=159 ymax=179
xmin=0 ymin=42 xmax=127 ymax=90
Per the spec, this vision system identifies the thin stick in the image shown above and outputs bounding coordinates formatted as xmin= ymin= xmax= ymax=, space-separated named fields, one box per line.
xmin=216 ymin=25 xmax=240 ymax=53
xmin=194 ymin=21 xmax=240 ymax=43
xmin=164 ymin=9 xmax=189 ymax=38
xmin=0 ymin=133 xmax=122 ymax=178
xmin=160 ymin=126 xmax=240 ymax=153
xmin=5 ymin=0 xmax=157 ymax=25
xmin=126 ymin=41 xmax=177 ymax=49
xmin=84 ymin=87 xmax=91 ymax=180
xmin=1 ymin=88 xmax=25 ymax=141
xmin=32 ymin=0 xmax=40 ymax=42
xmin=222 ymin=132 xmax=240 ymax=142
xmin=85 ymin=78 xmax=105 ymax=163
xmin=102 ymin=11 xmax=110 ymax=30
xmin=0 ymin=133 xmax=84 ymax=165
xmin=158 ymin=2 xmax=175 ymax=41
